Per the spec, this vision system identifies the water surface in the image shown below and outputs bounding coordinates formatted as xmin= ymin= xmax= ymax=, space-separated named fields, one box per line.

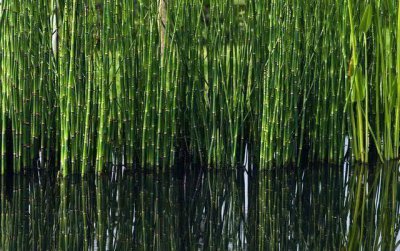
xmin=0 ymin=163 xmax=399 ymax=250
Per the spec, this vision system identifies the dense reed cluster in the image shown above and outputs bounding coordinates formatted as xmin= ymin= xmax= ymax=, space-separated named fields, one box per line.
xmin=1 ymin=0 xmax=400 ymax=175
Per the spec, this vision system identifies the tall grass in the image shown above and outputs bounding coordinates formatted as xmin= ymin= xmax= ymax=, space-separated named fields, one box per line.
xmin=0 ymin=1 xmax=58 ymax=174
xmin=0 ymin=0 xmax=400 ymax=175
xmin=347 ymin=0 xmax=400 ymax=162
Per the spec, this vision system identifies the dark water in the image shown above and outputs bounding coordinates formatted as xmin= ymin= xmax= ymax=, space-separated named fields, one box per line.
xmin=0 ymin=163 xmax=399 ymax=250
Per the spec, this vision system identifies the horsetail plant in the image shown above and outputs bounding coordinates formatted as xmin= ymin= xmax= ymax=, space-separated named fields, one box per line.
xmin=0 ymin=0 xmax=400 ymax=175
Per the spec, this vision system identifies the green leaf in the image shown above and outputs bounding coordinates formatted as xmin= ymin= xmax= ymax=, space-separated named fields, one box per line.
xmin=359 ymin=4 xmax=372 ymax=33
xmin=351 ymin=68 xmax=366 ymax=103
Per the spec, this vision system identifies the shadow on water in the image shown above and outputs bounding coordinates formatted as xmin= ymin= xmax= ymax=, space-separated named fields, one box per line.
xmin=0 ymin=163 xmax=399 ymax=250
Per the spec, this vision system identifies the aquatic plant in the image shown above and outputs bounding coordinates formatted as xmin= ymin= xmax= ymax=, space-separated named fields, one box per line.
xmin=0 ymin=0 xmax=400 ymax=175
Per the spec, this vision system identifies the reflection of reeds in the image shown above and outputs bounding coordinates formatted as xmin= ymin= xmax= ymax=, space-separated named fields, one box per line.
xmin=0 ymin=164 xmax=399 ymax=250
xmin=347 ymin=162 xmax=400 ymax=250
xmin=256 ymin=163 xmax=400 ymax=250
xmin=188 ymin=171 xmax=245 ymax=249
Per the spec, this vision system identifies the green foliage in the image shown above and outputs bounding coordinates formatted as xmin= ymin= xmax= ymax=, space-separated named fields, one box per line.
xmin=0 ymin=0 xmax=399 ymax=174
xmin=359 ymin=4 xmax=372 ymax=34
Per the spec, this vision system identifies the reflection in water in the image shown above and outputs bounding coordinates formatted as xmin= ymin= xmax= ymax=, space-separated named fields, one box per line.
xmin=0 ymin=163 xmax=399 ymax=250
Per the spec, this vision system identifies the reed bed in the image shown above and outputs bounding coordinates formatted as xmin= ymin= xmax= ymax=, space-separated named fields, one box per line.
xmin=0 ymin=0 xmax=400 ymax=175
